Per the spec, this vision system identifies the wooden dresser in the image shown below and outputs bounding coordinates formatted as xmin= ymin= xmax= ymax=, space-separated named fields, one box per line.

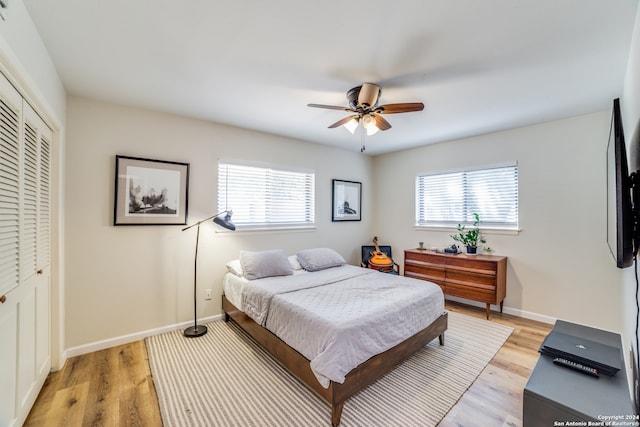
xmin=404 ymin=249 xmax=507 ymax=319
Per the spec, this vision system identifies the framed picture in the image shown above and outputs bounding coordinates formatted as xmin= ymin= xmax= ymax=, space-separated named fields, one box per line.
xmin=114 ymin=155 xmax=189 ymax=225
xmin=332 ymin=179 xmax=361 ymax=221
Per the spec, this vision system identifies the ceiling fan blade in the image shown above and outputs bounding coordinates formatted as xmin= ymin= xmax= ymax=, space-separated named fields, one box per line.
xmin=372 ymin=114 xmax=392 ymax=131
xmin=307 ymin=103 xmax=352 ymax=111
xmin=375 ymin=102 xmax=424 ymax=114
xmin=328 ymin=115 xmax=359 ymax=129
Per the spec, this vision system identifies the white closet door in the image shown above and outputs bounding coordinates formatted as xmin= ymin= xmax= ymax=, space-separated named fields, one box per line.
xmin=0 ymin=74 xmax=22 ymax=297
xmin=0 ymin=75 xmax=52 ymax=427
xmin=0 ymin=72 xmax=22 ymax=427
xmin=22 ymin=102 xmax=51 ymax=273
xmin=21 ymin=110 xmax=37 ymax=282
xmin=16 ymin=102 xmax=52 ymax=419
xmin=23 ymin=102 xmax=52 ymax=382
xmin=0 ymin=304 xmax=17 ymax=427
xmin=36 ymin=116 xmax=51 ymax=381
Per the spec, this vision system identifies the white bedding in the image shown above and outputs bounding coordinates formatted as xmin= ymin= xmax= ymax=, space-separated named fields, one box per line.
xmin=223 ymin=267 xmax=307 ymax=311
xmin=223 ymin=272 xmax=247 ymax=310
xmin=225 ymin=264 xmax=445 ymax=388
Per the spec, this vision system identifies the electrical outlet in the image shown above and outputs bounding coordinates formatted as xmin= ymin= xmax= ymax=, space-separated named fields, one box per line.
xmin=204 ymin=289 xmax=212 ymax=300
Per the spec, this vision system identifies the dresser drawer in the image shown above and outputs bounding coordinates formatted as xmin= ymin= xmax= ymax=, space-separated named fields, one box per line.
xmin=446 ymin=269 xmax=497 ymax=288
xmin=404 ymin=252 xmax=446 ymax=290
xmin=406 ymin=252 xmax=444 ymax=264
xmin=404 ymin=269 xmax=446 ymax=289
xmin=404 ymin=258 xmax=445 ymax=277
xmin=446 ymin=282 xmax=496 ymax=304
xmin=445 ymin=256 xmax=498 ymax=275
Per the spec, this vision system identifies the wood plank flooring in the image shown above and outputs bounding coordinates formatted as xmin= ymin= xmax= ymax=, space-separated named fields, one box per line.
xmin=439 ymin=302 xmax=552 ymax=427
xmin=24 ymin=340 xmax=162 ymax=427
xmin=25 ymin=301 xmax=552 ymax=427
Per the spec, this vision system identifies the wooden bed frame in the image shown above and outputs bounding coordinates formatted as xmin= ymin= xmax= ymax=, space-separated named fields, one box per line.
xmin=222 ymin=295 xmax=448 ymax=426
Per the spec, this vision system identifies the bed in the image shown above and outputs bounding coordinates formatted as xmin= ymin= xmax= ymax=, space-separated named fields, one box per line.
xmin=222 ymin=248 xmax=447 ymax=426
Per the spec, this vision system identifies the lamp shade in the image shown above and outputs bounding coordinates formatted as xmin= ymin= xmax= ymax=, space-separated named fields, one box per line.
xmin=213 ymin=210 xmax=235 ymax=230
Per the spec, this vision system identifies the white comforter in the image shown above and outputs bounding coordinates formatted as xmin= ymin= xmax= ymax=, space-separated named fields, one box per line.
xmin=239 ymin=265 xmax=445 ymax=388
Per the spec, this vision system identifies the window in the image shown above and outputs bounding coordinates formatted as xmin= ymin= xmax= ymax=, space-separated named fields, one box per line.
xmin=416 ymin=164 xmax=518 ymax=230
xmin=218 ymin=161 xmax=315 ymax=230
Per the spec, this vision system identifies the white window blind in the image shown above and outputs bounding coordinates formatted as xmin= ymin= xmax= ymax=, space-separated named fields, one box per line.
xmin=218 ymin=161 xmax=315 ymax=229
xmin=416 ymin=164 xmax=518 ymax=229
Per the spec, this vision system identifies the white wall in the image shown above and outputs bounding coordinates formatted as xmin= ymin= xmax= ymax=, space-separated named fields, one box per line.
xmin=621 ymin=2 xmax=640 ymax=409
xmin=0 ymin=0 xmax=65 ymax=122
xmin=64 ymin=96 xmax=373 ymax=349
xmin=372 ymin=111 xmax=623 ymax=331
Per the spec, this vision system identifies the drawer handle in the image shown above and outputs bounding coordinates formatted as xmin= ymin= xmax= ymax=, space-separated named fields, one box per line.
xmin=37 ymin=269 xmax=43 ymax=275
xmin=0 ymin=295 xmax=6 ymax=304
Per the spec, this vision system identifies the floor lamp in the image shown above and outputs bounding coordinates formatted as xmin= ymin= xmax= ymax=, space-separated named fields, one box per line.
xmin=182 ymin=210 xmax=235 ymax=338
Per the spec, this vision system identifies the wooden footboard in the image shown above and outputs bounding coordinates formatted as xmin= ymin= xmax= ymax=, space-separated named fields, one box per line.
xmin=222 ymin=295 xmax=448 ymax=426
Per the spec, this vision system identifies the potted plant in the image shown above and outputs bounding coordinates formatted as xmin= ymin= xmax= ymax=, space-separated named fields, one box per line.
xmin=451 ymin=213 xmax=486 ymax=254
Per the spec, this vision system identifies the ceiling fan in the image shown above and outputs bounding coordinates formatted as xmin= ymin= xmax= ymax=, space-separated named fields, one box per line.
xmin=307 ymin=82 xmax=424 ymax=137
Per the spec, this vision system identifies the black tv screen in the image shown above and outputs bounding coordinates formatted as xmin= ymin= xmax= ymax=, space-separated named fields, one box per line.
xmin=606 ymin=98 xmax=634 ymax=268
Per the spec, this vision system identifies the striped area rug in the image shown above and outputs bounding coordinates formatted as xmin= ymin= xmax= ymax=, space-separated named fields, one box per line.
xmin=146 ymin=311 xmax=513 ymax=427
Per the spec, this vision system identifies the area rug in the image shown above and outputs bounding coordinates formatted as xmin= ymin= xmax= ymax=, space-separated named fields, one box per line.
xmin=146 ymin=312 xmax=513 ymax=427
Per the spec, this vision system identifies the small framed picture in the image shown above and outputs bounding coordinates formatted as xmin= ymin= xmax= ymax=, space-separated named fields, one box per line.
xmin=114 ymin=155 xmax=189 ymax=225
xmin=332 ymin=179 xmax=361 ymax=222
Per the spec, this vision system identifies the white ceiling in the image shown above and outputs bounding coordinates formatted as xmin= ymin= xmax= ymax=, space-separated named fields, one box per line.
xmin=23 ymin=0 xmax=638 ymax=155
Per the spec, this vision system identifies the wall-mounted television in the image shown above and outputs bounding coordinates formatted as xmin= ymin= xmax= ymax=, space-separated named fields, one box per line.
xmin=606 ymin=98 xmax=634 ymax=268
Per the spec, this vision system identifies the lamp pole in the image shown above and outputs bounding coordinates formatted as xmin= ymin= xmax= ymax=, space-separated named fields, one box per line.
xmin=182 ymin=211 xmax=234 ymax=337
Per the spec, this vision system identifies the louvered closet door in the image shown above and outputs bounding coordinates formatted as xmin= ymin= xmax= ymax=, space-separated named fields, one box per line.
xmin=21 ymin=102 xmax=50 ymax=280
xmin=31 ymin=103 xmax=52 ymax=385
xmin=18 ymin=102 xmax=52 ymax=416
xmin=0 ymin=73 xmax=23 ymax=427
xmin=0 ymin=73 xmax=22 ymax=298
xmin=0 ymin=72 xmax=52 ymax=427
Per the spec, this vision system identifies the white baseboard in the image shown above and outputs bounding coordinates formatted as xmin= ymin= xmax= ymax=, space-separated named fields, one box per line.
xmin=60 ymin=300 xmax=555 ymax=370
xmin=61 ymin=314 xmax=224 ymax=367
xmin=445 ymin=296 xmax=556 ymax=325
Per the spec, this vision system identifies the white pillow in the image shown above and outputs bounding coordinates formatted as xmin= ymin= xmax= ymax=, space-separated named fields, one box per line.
xmin=240 ymin=249 xmax=293 ymax=280
xmin=288 ymin=255 xmax=302 ymax=270
xmin=225 ymin=259 xmax=244 ymax=277
xmin=228 ymin=255 xmax=304 ymax=277
xmin=296 ymin=248 xmax=346 ymax=272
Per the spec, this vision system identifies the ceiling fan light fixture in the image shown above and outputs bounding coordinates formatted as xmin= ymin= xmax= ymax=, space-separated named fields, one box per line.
xmin=362 ymin=114 xmax=379 ymax=135
xmin=358 ymin=83 xmax=380 ymax=108
xmin=343 ymin=117 xmax=359 ymax=134
xmin=308 ymin=82 xmax=423 ymax=143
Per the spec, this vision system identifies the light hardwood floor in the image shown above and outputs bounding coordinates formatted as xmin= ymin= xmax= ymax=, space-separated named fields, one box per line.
xmin=25 ymin=301 xmax=552 ymax=427
xmin=439 ymin=302 xmax=552 ymax=427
